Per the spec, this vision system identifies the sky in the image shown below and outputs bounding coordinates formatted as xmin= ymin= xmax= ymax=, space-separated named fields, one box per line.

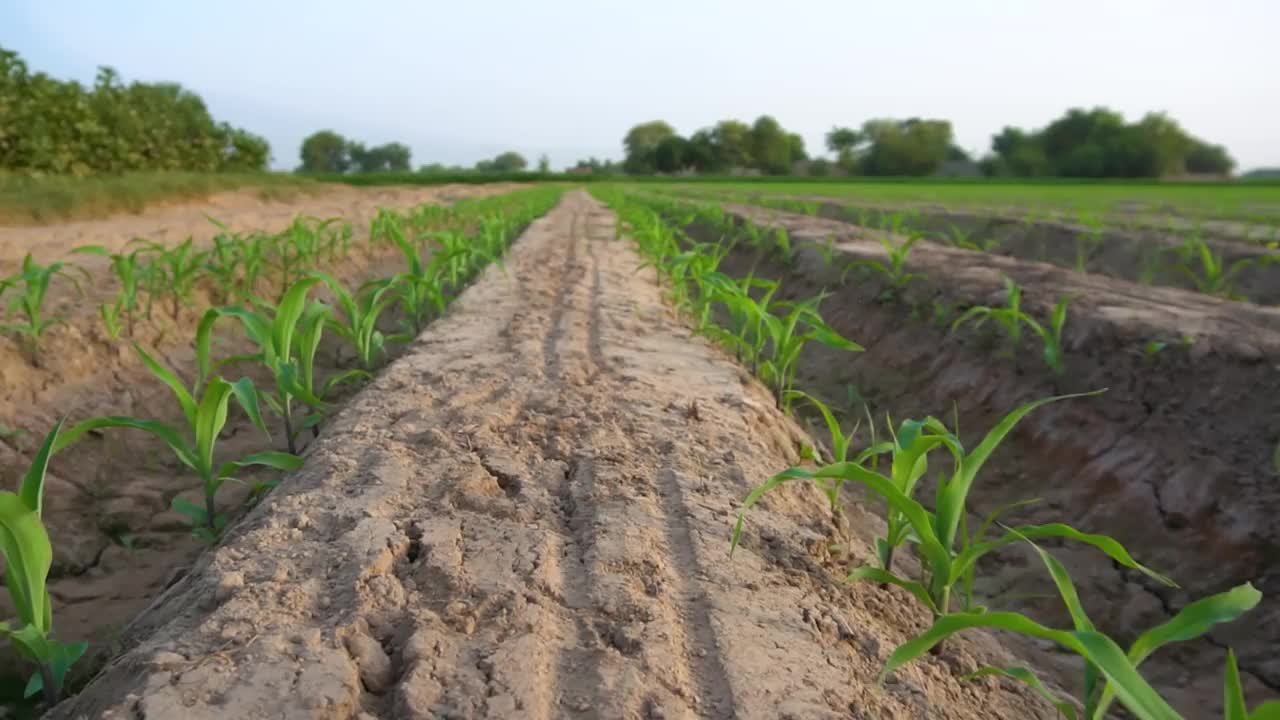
xmin=3 ymin=0 xmax=1278 ymax=172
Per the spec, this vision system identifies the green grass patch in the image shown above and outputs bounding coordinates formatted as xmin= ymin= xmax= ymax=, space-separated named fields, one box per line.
xmin=0 ymin=172 xmax=320 ymax=226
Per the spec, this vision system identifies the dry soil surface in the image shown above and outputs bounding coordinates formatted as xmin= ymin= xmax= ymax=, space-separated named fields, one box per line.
xmin=0 ymin=183 xmax=521 ymax=270
xmin=52 ymin=192 xmax=1057 ymax=719
xmin=0 ymin=183 xmax=519 ymax=681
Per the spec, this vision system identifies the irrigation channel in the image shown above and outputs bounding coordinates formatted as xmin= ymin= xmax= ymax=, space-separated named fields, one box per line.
xmin=50 ymin=192 xmax=1061 ymax=719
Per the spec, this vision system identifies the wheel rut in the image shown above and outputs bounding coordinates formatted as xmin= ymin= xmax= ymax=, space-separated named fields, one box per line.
xmin=51 ymin=191 xmax=1064 ymax=720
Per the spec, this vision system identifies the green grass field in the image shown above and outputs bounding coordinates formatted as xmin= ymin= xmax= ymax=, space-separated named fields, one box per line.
xmin=659 ymin=179 xmax=1280 ymax=222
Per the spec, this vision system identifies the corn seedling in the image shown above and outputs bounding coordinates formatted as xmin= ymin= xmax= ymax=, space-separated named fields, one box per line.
xmin=1167 ymin=234 xmax=1256 ymax=299
xmin=312 ymin=271 xmax=397 ymax=370
xmin=73 ymin=243 xmax=149 ymax=339
xmin=0 ymin=420 xmax=88 ymax=704
xmin=951 ymin=277 xmax=1071 ymax=374
xmin=882 ymin=535 xmax=1268 ymax=720
xmin=1074 ymin=213 xmax=1106 ymax=272
xmin=140 ymin=237 xmax=207 ymax=320
xmin=850 ymin=232 xmax=923 ymax=299
xmin=0 ymin=254 xmax=86 ymax=362
xmin=732 ymin=392 xmax=1169 ymax=617
xmin=197 ymin=277 xmax=325 ymax=453
xmin=55 ymin=344 xmax=301 ymax=540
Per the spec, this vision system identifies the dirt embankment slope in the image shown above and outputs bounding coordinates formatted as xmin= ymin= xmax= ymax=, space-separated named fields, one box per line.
xmin=709 ymin=202 xmax=1280 ymax=713
xmin=0 ymin=183 xmax=518 ymax=658
xmin=52 ymin=192 xmax=1055 ymax=719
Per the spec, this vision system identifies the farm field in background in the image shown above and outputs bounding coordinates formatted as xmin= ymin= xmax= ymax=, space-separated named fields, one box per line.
xmin=0 ymin=179 xmax=1278 ymax=720
xmin=659 ymin=179 xmax=1280 ymax=224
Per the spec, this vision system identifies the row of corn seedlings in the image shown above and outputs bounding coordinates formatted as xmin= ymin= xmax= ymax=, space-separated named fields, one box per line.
xmin=700 ymin=187 xmax=1280 ymax=303
xmin=603 ymin=187 xmax=1274 ymax=720
xmin=0 ymin=187 xmax=564 ymax=706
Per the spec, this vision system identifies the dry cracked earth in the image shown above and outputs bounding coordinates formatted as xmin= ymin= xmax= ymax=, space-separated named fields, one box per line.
xmin=52 ymin=192 xmax=1058 ymax=720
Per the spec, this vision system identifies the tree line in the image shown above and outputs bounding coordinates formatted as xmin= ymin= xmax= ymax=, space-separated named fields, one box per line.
xmin=297 ymin=130 xmax=551 ymax=175
xmin=0 ymin=46 xmax=270 ymax=174
xmin=618 ymin=108 xmax=1236 ymax=178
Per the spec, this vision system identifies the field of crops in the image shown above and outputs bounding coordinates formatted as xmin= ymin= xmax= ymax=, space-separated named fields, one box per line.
xmin=0 ymin=180 xmax=1277 ymax=719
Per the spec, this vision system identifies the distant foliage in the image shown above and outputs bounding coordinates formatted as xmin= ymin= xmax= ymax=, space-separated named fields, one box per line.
xmin=474 ymin=151 xmax=527 ymax=172
xmin=622 ymin=116 xmax=808 ymax=175
xmin=825 ymin=118 xmax=956 ymax=176
xmin=0 ymin=46 xmax=269 ymax=175
xmin=298 ymin=131 xmax=412 ymax=174
xmin=981 ymin=108 xmax=1235 ymax=178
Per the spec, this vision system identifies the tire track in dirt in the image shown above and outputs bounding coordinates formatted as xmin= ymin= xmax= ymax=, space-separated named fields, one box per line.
xmin=51 ymin=191 xmax=1061 ymax=720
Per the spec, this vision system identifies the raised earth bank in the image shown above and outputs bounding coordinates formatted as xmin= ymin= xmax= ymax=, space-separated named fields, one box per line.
xmin=51 ymin=192 xmax=1058 ymax=719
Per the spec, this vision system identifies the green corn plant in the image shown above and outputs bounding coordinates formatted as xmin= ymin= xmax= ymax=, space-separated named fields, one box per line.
xmin=731 ymin=392 xmax=1171 ymax=617
xmin=288 ymin=298 xmax=370 ymax=438
xmin=1167 ymin=234 xmax=1255 ymax=299
xmin=850 ymin=232 xmax=923 ymax=298
xmin=197 ymin=277 xmax=324 ymax=454
xmin=754 ymin=295 xmax=862 ymax=411
xmin=73 ymin=243 xmax=147 ymax=339
xmin=1074 ymin=212 xmax=1106 ymax=272
xmin=951 ymin=276 xmax=1027 ymax=356
xmin=140 ymin=237 xmax=208 ymax=320
xmin=952 ymin=278 xmax=1071 ymax=375
xmin=0 ymin=420 xmax=88 ymax=704
xmin=882 ymin=535 xmax=1268 ymax=720
xmin=54 ymin=344 xmax=301 ymax=541
xmin=388 ymin=231 xmax=451 ymax=337
xmin=0 ymin=254 xmax=86 ymax=362
xmin=312 ymin=271 xmax=397 ymax=370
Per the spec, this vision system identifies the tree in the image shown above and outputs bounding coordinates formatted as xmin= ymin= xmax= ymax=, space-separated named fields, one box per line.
xmin=856 ymin=118 xmax=954 ymax=176
xmin=686 ymin=129 xmax=721 ymax=173
xmin=825 ymin=127 xmax=864 ymax=170
xmin=623 ymin=120 xmax=677 ymax=174
xmin=299 ymin=130 xmax=350 ymax=173
xmin=653 ymin=135 xmax=690 ymax=173
xmin=476 ymin=151 xmax=527 ymax=172
xmin=710 ymin=120 xmax=753 ymax=170
xmin=986 ymin=107 xmax=1235 ymax=178
xmin=750 ymin=115 xmax=792 ymax=175
xmin=348 ymin=141 xmax=412 ymax=173
xmin=1185 ymin=141 xmax=1234 ymax=175
xmin=787 ymin=133 xmax=808 ymax=163
xmin=537 ymin=154 xmax=551 ymax=173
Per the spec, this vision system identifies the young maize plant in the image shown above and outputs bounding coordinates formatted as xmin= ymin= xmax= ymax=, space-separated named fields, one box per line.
xmin=0 ymin=420 xmax=88 ymax=704
xmin=0 ymin=254 xmax=86 ymax=363
xmin=312 ymin=271 xmax=398 ymax=370
xmin=197 ymin=277 xmax=333 ymax=454
xmin=732 ymin=392 xmax=1171 ymax=617
xmin=1167 ymin=234 xmax=1258 ymax=299
xmin=73 ymin=242 xmax=151 ymax=340
xmin=1074 ymin=212 xmax=1107 ymax=272
xmin=289 ymin=297 xmax=370 ymax=437
xmin=54 ymin=343 xmax=301 ymax=541
xmin=951 ymin=277 xmax=1071 ymax=375
xmin=137 ymin=237 xmax=208 ymax=320
xmin=882 ymin=536 xmax=1272 ymax=720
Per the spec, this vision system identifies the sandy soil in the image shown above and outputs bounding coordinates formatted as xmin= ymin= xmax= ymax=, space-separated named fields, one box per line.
xmin=700 ymin=202 xmax=1280 ymax=715
xmin=0 ymin=183 xmax=521 ymax=270
xmin=0 ymin=183 xmax=517 ymax=691
xmin=50 ymin=192 xmax=1058 ymax=719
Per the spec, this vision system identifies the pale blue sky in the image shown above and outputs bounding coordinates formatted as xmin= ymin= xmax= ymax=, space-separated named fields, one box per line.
xmin=3 ymin=0 xmax=1277 ymax=171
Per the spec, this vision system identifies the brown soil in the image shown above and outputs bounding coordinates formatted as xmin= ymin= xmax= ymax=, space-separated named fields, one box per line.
xmin=50 ymin=192 xmax=1060 ymax=719
xmin=719 ymin=191 xmax=1280 ymax=305
xmin=0 ymin=183 xmax=517 ymax=697
xmin=699 ymin=202 xmax=1280 ymax=717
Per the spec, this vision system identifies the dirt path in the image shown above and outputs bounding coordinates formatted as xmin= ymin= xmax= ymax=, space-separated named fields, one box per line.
xmin=52 ymin=192 xmax=1054 ymax=719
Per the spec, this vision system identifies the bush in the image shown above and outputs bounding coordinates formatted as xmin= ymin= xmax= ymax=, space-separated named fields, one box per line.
xmin=0 ymin=47 xmax=269 ymax=175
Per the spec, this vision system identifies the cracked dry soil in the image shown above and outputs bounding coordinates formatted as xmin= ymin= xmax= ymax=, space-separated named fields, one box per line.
xmin=51 ymin=192 xmax=1059 ymax=719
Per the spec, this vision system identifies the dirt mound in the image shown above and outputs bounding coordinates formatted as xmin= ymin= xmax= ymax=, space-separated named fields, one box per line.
xmin=703 ymin=202 xmax=1280 ymax=714
xmin=50 ymin=192 xmax=1056 ymax=719
xmin=0 ymin=183 xmax=518 ymax=688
